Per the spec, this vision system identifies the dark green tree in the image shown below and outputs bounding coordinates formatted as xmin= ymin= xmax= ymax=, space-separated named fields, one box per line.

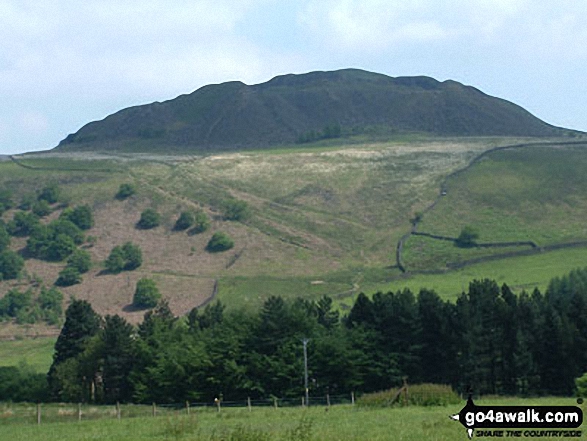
xmin=222 ymin=199 xmax=250 ymax=221
xmin=122 ymin=242 xmax=142 ymax=270
xmin=32 ymin=200 xmax=52 ymax=217
xmin=101 ymin=315 xmax=135 ymax=403
xmin=105 ymin=246 xmax=125 ymax=273
xmin=48 ymin=299 xmax=101 ymax=400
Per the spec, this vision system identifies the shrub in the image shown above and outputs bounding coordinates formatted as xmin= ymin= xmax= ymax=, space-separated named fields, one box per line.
xmin=7 ymin=211 xmax=40 ymax=237
xmin=174 ymin=211 xmax=194 ymax=231
xmin=67 ymin=249 xmax=92 ymax=273
xmin=190 ymin=210 xmax=210 ymax=234
xmin=137 ymin=208 xmax=160 ymax=229
xmin=105 ymin=246 xmax=125 ymax=273
xmin=0 ymin=224 xmax=10 ymax=252
xmin=27 ymin=221 xmax=82 ymax=261
xmin=116 ymin=183 xmax=136 ymax=200
xmin=122 ymin=242 xmax=142 ymax=270
xmin=0 ymin=189 xmax=14 ymax=212
xmin=18 ymin=194 xmax=36 ymax=210
xmin=105 ymin=242 xmax=142 ymax=273
xmin=0 ymin=249 xmax=25 ymax=280
xmin=32 ymin=200 xmax=52 ymax=217
xmin=206 ymin=232 xmax=234 ymax=252
xmin=38 ymin=286 xmax=63 ymax=325
xmin=133 ymin=278 xmax=161 ymax=308
xmin=38 ymin=184 xmax=60 ymax=204
xmin=221 ymin=199 xmax=250 ymax=221
xmin=56 ymin=267 xmax=82 ymax=287
xmin=60 ymin=205 xmax=94 ymax=230
xmin=357 ymin=384 xmax=461 ymax=408
xmin=456 ymin=225 xmax=479 ymax=247
xmin=576 ymin=373 xmax=587 ymax=397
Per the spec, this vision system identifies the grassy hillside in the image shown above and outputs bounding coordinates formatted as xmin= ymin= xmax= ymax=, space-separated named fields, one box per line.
xmin=55 ymin=69 xmax=574 ymax=153
xmin=2 ymin=138 xmax=587 ymax=331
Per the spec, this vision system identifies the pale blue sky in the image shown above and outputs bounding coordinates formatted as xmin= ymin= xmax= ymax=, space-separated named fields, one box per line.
xmin=2 ymin=0 xmax=586 ymax=154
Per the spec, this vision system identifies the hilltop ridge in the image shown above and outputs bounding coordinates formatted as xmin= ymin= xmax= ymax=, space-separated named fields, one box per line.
xmin=55 ymin=69 xmax=573 ymax=153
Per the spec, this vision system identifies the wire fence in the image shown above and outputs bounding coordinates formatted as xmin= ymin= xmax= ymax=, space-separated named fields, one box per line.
xmin=0 ymin=393 xmax=356 ymax=426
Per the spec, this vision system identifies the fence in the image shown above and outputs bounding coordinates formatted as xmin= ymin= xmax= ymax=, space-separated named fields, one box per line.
xmin=0 ymin=393 xmax=357 ymax=426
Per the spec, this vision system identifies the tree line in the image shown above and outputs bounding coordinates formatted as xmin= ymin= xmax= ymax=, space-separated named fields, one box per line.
xmin=34 ymin=269 xmax=587 ymax=404
xmin=2 ymin=269 xmax=587 ymax=403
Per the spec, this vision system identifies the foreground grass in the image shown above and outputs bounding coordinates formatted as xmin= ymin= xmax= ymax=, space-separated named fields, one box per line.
xmin=0 ymin=337 xmax=56 ymax=373
xmin=0 ymin=398 xmax=582 ymax=441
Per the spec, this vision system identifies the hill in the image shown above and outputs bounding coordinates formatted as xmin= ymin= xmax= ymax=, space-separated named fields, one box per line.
xmin=54 ymin=69 xmax=573 ymax=153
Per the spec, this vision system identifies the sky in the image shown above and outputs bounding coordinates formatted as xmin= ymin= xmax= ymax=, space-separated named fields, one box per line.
xmin=2 ymin=0 xmax=587 ymax=154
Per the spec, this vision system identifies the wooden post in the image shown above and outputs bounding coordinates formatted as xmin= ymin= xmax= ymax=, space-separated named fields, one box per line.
xmin=36 ymin=403 xmax=41 ymax=425
xmin=302 ymin=396 xmax=305 ymax=407
xmin=116 ymin=401 xmax=121 ymax=420
xmin=186 ymin=401 xmax=190 ymax=415
xmin=152 ymin=402 xmax=156 ymax=417
xmin=273 ymin=397 xmax=278 ymax=409
xmin=403 ymin=377 xmax=409 ymax=406
xmin=351 ymin=391 xmax=355 ymax=406
xmin=327 ymin=393 xmax=331 ymax=408
xmin=247 ymin=397 xmax=252 ymax=412
xmin=215 ymin=398 xmax=221 ymax=412
xmin=78 ymin=403 xmax=82 ymax=422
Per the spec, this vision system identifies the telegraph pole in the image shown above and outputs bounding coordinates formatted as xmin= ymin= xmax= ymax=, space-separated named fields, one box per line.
xmin=302 ymin=338 xmax=310 ymax=406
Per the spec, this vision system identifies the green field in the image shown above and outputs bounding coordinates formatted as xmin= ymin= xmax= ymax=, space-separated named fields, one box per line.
xmin=0 ymin=337 xmax=56 ymax=373
xmin=0 ymin=398 xmax=582 ymax=441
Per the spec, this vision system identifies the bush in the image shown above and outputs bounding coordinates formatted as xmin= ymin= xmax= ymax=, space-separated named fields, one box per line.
xmin=206 ymin=232 xmax=234 ymax=252
xmin=38 ymin=286 xmax=63 ymax=325
xmin=0 ymin=249 xmax=25 ymax=280
xmin=105 ymin=246 xmax=125 ymax=273
xmin=67 ymin=249 xmax=92 ymax=273
xmin=60 ymin=205 xmax=94 ymax=230
xmin=456 ymin=225 xmax=479 ymax=247
xmin=0 ymin=189 xmax=14 ymax=212
xmin=174 ymin=211 xmax=194 ymax=231
xmin=38 ymin=184 xmax=60 ymax=204
xmin=18 ymin=194 xmax=35 ymax=210
xmin=576 ymin=373 xmax=587 ymax=397
xmin=0 ymin=366 xmax=49 ymax=402
xmin=56 ymin=267 xmax=82 ymax=287
xmin=357 ymin=384 xmax=461 ymax=408
xmin=133 ymin=278 xmax=161 ymax=308
xmin=7 ymin=211 xmax=40 ymax=237
xmin=116 ymin=183 xmax=136 ymax=200
xmin=32 ymin=200 xmax=52 ymax=217
xmin=190 ymin=210 xmax=210 ymax=234
xmin=0 ymin=223 xmax=10 ymax=252
xmin=137 ymin=208 xmax=160 ymax=229
xmin=27 ymin=221 xmax=81 ymax=262
xmin=105 ymin=242 xmax=142 ymax=273
xmin=221 ymin=199 xmax=250 ymax=221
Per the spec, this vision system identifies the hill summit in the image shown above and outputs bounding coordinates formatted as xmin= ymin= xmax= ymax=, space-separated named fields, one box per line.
xmin=56 ymin=69 xmax=568 ymax=152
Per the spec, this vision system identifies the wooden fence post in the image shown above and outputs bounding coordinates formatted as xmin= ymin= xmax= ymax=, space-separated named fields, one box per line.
xmin=215 ymin=398 xmax=221 ymax=412
xmin=152 ymin=402 xmax=157 ymax=417
xmin=116 ymin=401 xmax=121 ymax=420
xmin=351 ymin=391 xmax=355 ymax=406
xmin=273 ymin=397 xmax=278 ymax=409
xmin=78 ymin=402 xmax=82 ymax=422
xmin=247 ymin=397 xmax=252 ymax=412
xmin=327 ymin=394 xmax=331 ymax=408
xmin=302 ymin=396 xmax=305 ymax=407
xmin=36 ymin=403 xmax=41 ymax=425
xmin=186 ymin=401 xmax=190 ymax=415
